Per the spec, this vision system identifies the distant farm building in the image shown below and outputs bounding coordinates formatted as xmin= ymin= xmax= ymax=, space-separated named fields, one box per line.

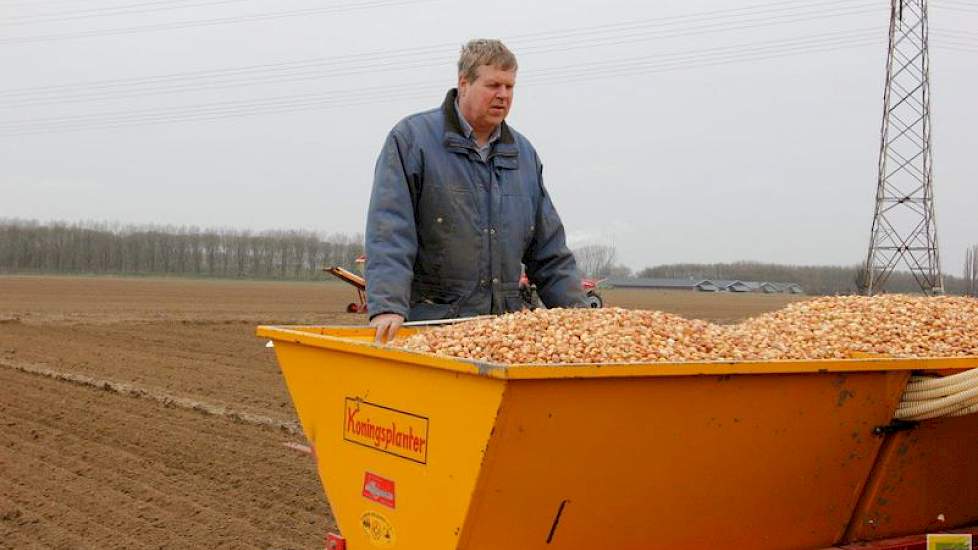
xmin=712 ymin=280 xmax=752 ymax=293
xmin=771 ymin=282 xmax=804 ymax=294
xmin=605 ymin=278 xmax=803 ymax=294
xmin=745 ymin=281 xmax=780 ymax=293
xmin=605 ymin=278 xmax=719 ymax=292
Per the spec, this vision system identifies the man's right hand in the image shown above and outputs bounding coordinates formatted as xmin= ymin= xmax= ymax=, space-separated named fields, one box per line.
xmin=370 ymin=313 xmax=405 ymax=344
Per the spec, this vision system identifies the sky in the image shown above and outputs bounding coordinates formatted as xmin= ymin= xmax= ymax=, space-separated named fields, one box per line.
xmin=1 ymin=0 xmax=976 ymax=274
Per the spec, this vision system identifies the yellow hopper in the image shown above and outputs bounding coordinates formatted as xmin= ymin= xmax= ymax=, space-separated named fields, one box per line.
xmin=257 ymin=325 xmax=978 ymax=550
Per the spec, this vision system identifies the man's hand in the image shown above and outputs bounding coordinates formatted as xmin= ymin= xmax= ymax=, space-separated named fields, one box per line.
xmin=370 ymin=313 xmax=405 ymax=344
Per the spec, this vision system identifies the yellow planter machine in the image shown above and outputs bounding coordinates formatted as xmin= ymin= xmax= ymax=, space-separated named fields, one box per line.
xmin=257 ymin=324 xmax=978 ymax=550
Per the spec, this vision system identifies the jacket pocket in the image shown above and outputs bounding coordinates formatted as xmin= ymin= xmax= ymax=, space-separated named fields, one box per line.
xmin=409 ymin=282 xmax=463 ymax=321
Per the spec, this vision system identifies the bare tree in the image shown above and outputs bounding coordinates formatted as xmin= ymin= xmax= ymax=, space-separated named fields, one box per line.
xmin=855 ymin=263 xmax=870 ymax=295
xmin=573 ymin=244 xmax=617 ymax=278
xmin=604 ymin=263 xmax=633 ymax=279
xmin=966 ymin=245 xmax=978 ymax=297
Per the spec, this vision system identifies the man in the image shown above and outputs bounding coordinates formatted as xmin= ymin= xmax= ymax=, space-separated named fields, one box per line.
xmin=365 ymin=39 xmax=584 ymax=343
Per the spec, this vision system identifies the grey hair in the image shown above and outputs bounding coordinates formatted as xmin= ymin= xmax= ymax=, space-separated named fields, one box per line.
xmin=457 ymin=39 xmax=518 ymax=83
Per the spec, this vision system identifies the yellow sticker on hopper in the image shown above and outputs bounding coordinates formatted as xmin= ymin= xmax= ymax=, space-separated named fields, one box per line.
xmin=927 ymin=534 xmax=973 ymax=550
xmin=344 ymin=398 xmax=429 ymax=464
xmin=360 ymin=511 xmax=396 ymax=548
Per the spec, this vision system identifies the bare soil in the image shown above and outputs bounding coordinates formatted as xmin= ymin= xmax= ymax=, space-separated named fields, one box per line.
xmin=0 ymin=275 xmax=803 ymax=549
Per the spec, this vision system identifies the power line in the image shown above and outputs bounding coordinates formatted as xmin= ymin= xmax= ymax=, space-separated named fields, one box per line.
xmin=932 ymin=0 xmax=978 ymax=7
xmin=0 ymin=33 xmax=888 ymax=136
xmin=0 ymin=0 xmax=878 ymax=48
xmin=931 ymin=28 xmax=978 ymax=42
xmin=0 ymin=0 xmax=252 ymax=25
xmin=1 ymin=30 xmax=884 ymax=124
xmin=930 ymin=40 xmax=978 ymax=52
xmin=524 ymin=36 xmax=885 ymax=87
xmin=931 ymin=3 xmax=978 ymax=13
xmin=0 ymin=1 xmax=882 ymax=106
xmin=7 ymin=0 xmax=971 ymax=136
xmin=0 ymin=0 xmax=873 ymax=88
xmin=0 ymin=0 xmax=111 ymax=6
xmin=0 ymin=44 xmax=439 ymax=98
xmin=0 ymin=0 xmax=435 ymax=45
xmin=500 ymin=0 xmax=875 ymax=41
xmin=929 ymin=25 xmax=978 ymax=50
xmin=0 ymin=0 xmax=862 ymax=31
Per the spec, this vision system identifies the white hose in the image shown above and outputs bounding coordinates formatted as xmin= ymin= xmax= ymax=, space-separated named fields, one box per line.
xmin=894 ymin=367 xmax=978 ymax=421
xmin=902 ymin=375 xmax=978 ymax=400
xmin=897 ymin=394 xmax=978 ymax=421
xmin=895 ymin=387 xmax=978 ymax=420
xmin=898 ymin=380 xmax=978 ymax=411
xmin=904 ymin=367 xmax=978 ymax=391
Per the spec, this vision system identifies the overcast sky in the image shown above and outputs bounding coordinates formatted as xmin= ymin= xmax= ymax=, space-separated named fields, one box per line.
xmin=1 ymin=0 xmax=976 ymax=274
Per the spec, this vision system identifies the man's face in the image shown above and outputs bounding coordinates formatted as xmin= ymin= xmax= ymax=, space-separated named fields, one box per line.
xmin=458 ymin=64 xmax=516 ymax=132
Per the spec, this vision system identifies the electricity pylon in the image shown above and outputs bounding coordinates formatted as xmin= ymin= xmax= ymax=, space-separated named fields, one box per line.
xmin=864 ymin=0 xmax=943 ymax=295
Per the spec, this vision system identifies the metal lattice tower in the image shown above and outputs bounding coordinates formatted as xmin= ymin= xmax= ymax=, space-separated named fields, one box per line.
xmin=864 ymin=0 xmax=943 ymax=295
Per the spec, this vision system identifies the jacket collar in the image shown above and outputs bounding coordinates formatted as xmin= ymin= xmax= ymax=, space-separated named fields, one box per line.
xmin=442 ymin=88 xmax=516 ymax=149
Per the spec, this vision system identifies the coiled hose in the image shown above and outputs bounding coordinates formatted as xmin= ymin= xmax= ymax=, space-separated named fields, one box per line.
xmin=894 ymin=367 xmax=978 ymax=421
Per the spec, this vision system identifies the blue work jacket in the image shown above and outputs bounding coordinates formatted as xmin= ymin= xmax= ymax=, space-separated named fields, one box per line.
xmin=365 ymin=89 xmax=584 ymax=321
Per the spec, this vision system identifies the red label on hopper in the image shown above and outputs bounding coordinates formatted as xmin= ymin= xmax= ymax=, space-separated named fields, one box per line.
xmin=343 ymin=398 xmax=429 ymax=464
xmin=362 ymin=472 xmax=396 ymax=509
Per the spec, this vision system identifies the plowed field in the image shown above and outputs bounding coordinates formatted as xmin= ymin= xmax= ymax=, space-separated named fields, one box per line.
xmin=0 ymin=275 xmax=801 ymax=549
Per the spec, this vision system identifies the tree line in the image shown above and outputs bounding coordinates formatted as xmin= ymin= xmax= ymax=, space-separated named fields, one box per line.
xmin=636 ymin=260 xmax=975 ymax=296
xmin=0 ymin=219 xmax=363 ymax=280
xmin=572 ymin=243 xmax=978 ymax=295
xmin=2 ymin=220 xmax=975 ymax=296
